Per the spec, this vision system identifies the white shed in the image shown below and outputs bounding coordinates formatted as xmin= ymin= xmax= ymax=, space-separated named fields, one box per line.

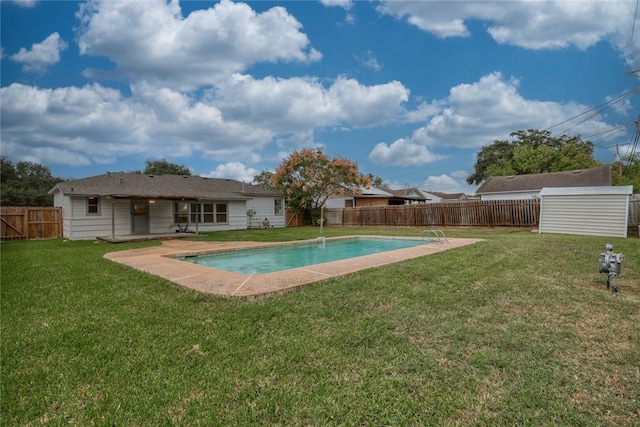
xmin=539 ymin=186 xmax=633 ymax=238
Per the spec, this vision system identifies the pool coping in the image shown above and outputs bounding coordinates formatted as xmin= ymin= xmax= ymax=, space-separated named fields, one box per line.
xmin=104 ymin=236 xmax=483 ymax=299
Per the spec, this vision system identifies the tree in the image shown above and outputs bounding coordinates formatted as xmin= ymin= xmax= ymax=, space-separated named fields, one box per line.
xmin=0 ymin=156 xmax=64 ymax=206
xmin=612 ymin=154 xmax=640 ymax=193
xmin=133 ymin=159 xmax=192 ymax=175
xmin=253 ymin=169 xmax=277 ymax=191
xmin=272 ymin=147 xmax=371 ymax=224
xmin=467 ymin=129 xmax=600 ymax=185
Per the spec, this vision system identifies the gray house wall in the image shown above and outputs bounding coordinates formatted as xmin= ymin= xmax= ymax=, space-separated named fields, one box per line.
xmin=57 ymin=196 xmax=284 ymax=240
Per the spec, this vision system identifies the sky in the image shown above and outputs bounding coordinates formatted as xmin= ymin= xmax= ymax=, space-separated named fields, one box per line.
xmin=1 ymin=0 xmax=639 ymax=194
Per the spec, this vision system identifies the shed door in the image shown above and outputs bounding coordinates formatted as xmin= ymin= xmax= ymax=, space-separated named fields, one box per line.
xmin=131 ymin=200 xmax=149 ymax=234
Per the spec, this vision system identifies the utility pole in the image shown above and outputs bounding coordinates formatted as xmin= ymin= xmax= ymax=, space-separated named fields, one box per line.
xmin=607 ymin=142 xmax=629 ymax=176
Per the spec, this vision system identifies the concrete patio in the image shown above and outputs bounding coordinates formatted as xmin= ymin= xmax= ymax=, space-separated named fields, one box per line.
xmin=104 ymin=237 xmax=483 ymax=299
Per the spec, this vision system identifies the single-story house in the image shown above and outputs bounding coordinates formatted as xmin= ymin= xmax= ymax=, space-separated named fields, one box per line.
xmin=475 ymin=166 xmax=611 ymax=200
xmin=325 ymin=186 xmax=428 ymax=208
xmin=538 ymin=185 xmax=634 ymax=238
xmin=49 ymin=173 xmax=285 ymax=240
xmin=422 ymin=191 xmax=470 ymax=203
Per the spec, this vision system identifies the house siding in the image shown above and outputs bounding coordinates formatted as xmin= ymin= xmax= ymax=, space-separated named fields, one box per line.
xmin=355 ymin=198 xmax=389 ymax=207
xmin=245 ymin=197 xmax=285 ymax=228
xmin=539 ymin=189 xmax=631 ymax=238
xmin=63 ymin=197 xmax=131 ymax=240
xmin=149 ymin=200 xmax=174 ymax=233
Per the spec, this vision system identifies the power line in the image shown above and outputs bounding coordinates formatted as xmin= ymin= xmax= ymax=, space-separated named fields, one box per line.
xmin=583 ymin=125 xmax=627 ymax=142
xmin=623 ymin=114 xmax=639 ymax=176
xmin=544 ymin=87 xmax=640 ymax=135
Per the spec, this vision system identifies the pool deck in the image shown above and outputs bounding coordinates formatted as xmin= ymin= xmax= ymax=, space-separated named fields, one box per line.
xmin=104 ymin=236 xmax=483 ymax=299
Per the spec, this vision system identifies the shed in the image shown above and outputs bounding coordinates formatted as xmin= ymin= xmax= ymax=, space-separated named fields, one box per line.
xmin=538 ymin=186 xmax=633 ymax=238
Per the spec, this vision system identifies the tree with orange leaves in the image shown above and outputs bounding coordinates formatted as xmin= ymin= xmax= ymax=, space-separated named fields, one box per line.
xmin=272 ymin=147 xmax=371 ymax=224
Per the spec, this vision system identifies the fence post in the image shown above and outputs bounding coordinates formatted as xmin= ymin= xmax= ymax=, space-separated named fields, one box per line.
xmin=23 ymin=208 xmax=29 ymax=240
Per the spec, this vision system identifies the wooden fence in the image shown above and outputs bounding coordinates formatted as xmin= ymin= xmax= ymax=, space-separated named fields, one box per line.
xmin=629 ymin=198 xmax=640 ymax=237
xmin=1 ymin=207 xmax=62 ymax=241
xmin=336 ymin=199 xmax=541 ymax=227
xmin=285 ymin=200 xmax=541 ymax=228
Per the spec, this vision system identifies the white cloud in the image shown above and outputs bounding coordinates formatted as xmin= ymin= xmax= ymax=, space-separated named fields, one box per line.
xmin=0 ymin=73 xmax=410 ymax=170
xmin=377 ymin=0 xmax=639 ymax=67
xmin=0 ymin=82 xmax=270 ymax=167
xmin=11 ymin=0 xmax=37 ymax=8
xmin=320 ymin=0 xmax=353 ymax=9
xmin=412 ymin=72 xmax=616 ymax=149
xmin=10 ymin=32 xmax=68 ymax=73
xmin=215 ymin=74 xmax=409 ymax=130
xmin=369 ymin=138 xmax=446 ymax=166
xmin=606 ymin=93 xmax=634 ymax=116
xmin=202 ymin=162 xmax=258 ymax=182
xmin=369 ymin=71 xmax=618 ymax=167
xmin=327 ymin=77 xmax=409 ymax=127
xmin=76 ymin=0 xmax=321 ymax=90
xmin=421 ymin=173 xmax=477 ymax=194
xmin=357 ymin=50 xmax=382 ymax=71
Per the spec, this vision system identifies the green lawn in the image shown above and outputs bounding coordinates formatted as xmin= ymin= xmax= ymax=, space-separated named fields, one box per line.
xmin=2 ymin=227 xmax=638 ymax=426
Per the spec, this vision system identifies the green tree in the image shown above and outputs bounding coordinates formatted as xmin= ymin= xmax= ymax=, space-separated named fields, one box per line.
xmin=272 ymin=147 xmax=371 ymax=224
xmin=467 ymin=129 xmax=600 ymax=185
xmin=253 ymin=169 xmax=277 ymax=191
xmin=0 ymin=156 xmax=64 ymax=206
xmin=612 ymin=154 xmax=640 ymax=193
xmin=133 ymin=159 xmax=192 ymax=175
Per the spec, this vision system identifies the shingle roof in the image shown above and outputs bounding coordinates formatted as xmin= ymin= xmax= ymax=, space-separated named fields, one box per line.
xmin=49 ymin=173 xmax=283 ymax=200
xmin=429 ymin=191 xmax=466 ymax=200
xmin=475 ymin=166 xmax=611 ymax=195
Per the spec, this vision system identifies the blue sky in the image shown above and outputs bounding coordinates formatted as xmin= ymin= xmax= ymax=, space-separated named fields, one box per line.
xmin=1 ymin=0 xmax=639 ymax=193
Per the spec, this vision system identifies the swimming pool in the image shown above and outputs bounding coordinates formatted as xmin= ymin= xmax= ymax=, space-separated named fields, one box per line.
xmin=176 ymin=237 xmax=432 ymax=274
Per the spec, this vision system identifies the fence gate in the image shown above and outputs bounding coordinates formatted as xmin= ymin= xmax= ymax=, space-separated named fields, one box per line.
xmin=1 ymin=207 xmax=62 ymax=241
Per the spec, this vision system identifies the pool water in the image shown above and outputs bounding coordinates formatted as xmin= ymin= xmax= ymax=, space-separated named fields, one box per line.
xmin=177 ymin=237 xmax=431 ymax=274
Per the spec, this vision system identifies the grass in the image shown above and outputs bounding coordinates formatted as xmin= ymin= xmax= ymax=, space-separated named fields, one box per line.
xmin=2 ymin=227 xmax=639 ymax=426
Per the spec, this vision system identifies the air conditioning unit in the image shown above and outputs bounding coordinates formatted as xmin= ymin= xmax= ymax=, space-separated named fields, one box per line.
xmin=247 ymin=209 xmax=256 ymax=216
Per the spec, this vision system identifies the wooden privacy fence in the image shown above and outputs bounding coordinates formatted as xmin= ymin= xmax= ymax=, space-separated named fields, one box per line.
xmin=629 ymin=198 xmax=640 ymax=237
xmin=1 ymin=207 xmax=62 ymax=241
xmin=329 ymin=199 xmax=541 ymax=228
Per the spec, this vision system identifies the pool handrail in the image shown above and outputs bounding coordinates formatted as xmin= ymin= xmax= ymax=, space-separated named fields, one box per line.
xmin=421 ymin=229 xmax=448 ymax=243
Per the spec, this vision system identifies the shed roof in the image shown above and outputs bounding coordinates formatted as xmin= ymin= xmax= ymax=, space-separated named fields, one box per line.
xmin=476 ymin=166 xmax=611 ymax=195
xmin=539 ymin=185 xmax=632 ymax=196
xmin=49 ymin=173 xmax=283 ymax=200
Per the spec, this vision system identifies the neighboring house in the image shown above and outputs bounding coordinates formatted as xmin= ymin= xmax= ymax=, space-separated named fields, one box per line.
xmin=379 ymin=186 xmax=428 ymax=205
xmin=49 ymin=173 xmax=285 ymax=240
xmin=475 ymin=166 xmax=612 ymax=200
xmin=427 ymin=191 xmax=469 ymax=203
xmin=325 ymin=186 xmax=428 ymax=208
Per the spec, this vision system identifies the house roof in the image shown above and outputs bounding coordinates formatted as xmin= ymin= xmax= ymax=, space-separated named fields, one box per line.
xmin=356 ymin=186 xmax=394 ymax=197
xmin=429 ymin=191 xmax=466 ymax=200
xmin=381 ymin=186 xmax=427 ymax=201
xmin=475 ymin=166 xmax=611 ymax=195
xmin=49 ymin=173 xmax=283 ymax=200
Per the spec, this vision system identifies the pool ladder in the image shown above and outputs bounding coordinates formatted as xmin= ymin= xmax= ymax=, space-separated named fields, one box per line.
xmin=421 ymin=229 xmax=448 ymax=243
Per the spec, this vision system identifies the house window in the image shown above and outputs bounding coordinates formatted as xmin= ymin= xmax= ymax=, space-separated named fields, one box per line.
xmin=274 ymin=199 xmax=283 ymax=215
xmin=202 ymin=203 xmax=214 ymax=223
xmin=174 ymin=202 xmax=189 ymax=225
xmin=215 ymin=203 xmax=227 ymax=223
xmin=177 ymin=202 xmax=228 ymax=224
xmin=87 ymin=197 xmax=100 ymax=215
xmin=190 ymin=203 xmax=200 ymax=224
